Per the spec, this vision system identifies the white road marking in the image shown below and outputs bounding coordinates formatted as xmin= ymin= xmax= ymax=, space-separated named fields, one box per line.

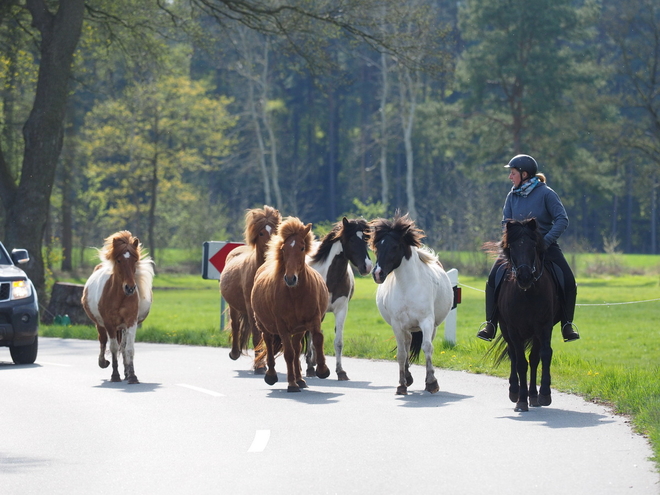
xmin=176 ymin=383 xmax=225 ymax=397
xmin=248 ymin=430 xmax=271 ymax=452
xmin=38 ymin=361 xmax=73 ymax=367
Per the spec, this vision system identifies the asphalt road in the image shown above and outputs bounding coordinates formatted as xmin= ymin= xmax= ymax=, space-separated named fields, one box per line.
xmin=1 ymin=337 xmax=658 ymax=495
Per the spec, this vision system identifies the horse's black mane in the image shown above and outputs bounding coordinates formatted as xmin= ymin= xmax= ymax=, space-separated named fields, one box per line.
xmin=311 ymin=218 xmax=368 ymax=263
xmin=368 ymin=212 xmax=425 ymax=252
xmin=501 ymin=219 xmax=545 ymax=263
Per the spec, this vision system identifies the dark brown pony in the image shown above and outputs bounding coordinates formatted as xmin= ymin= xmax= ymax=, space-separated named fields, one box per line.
xmin=220 ymin=205 xmax=281 ymax=373
xmin=494 ymin=219 xmax=560 ymax=412
xmin=252 ymin=217 xmax=330 ymax=392
xmin=82 ymin=231 xmax=154 ymax=384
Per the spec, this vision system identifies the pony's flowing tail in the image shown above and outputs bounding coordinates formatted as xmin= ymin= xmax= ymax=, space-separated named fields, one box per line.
xmin=228 ymin=311 xmax=252 ymax=355
xmin=408 ymin=332 xmax=423 ymax=364
xmin=255 ymin=334 xmax=283 ymax=364
xmin=485 ymin=334 xmax=534 ymax=367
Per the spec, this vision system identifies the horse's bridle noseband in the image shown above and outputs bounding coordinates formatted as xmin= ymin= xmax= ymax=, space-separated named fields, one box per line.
xmin=510 ymin=253 xmax=545 ymax=287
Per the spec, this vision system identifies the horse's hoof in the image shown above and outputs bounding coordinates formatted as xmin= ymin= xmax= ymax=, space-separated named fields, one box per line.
xmin=253 ymin=366 xmax=266 ymax=375
xmin=306 ymin=367 xmax=316 ymax=378
xmin=228 ymin=350 xmax=240 ymax=361
xmin=405 ymin=372 xmax=414 ymax=387
xmin=509 ymin=391 xmax=519 ymax=403
xmin=396 ymin=385 xmax=408 ymax=395
xmin=425 ymin=380 xmax=439 ymax=394
xmin=296 ymin=379 xmax=308 ymax=389
xmin=337 ymin=371 xmax=350 ymax=381
xmin=529 ymin=395 xmax=540 ymax=407
xmin=99 ymin=359 xmax=110 ymax=369
xmin=287 ymin=385 xmax=301 ymax=393
xmin=110 ymin=374 xmax=121 ymax=383
xmin=316 ymin=366 xmax=330 ymax=379
xmin=515 ymin=402 xmax=529 ymax=412
xmin=127 ymin=375 xmax=139 ymax=384
xmin=264 ymin=373 xmax=278 ymax=386
xmin=539 ymin=394 xmax=552 ymax=406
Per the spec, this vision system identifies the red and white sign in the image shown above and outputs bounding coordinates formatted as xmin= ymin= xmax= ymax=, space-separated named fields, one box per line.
xmin=202 ymin=241 xmax=244 ymax=280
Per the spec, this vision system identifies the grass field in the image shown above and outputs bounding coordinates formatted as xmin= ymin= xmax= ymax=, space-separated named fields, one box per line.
xmin=41 ymin=253 xmax=660 ymax=468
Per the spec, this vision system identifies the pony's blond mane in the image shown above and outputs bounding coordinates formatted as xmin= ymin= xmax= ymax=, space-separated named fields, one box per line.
xmin=265 ymin=216 xmax=315 ymax=266
xmin=244 ymin=205 xmax=281 ymax=246
xmin=97 ymin=230 xmax=154 ymax=295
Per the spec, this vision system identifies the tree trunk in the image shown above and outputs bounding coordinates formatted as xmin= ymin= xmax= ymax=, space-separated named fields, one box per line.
xmin=44 ymin=282 xmax=88 ymax=325
xmin=1 ymin=0 xmax=84 ymax=304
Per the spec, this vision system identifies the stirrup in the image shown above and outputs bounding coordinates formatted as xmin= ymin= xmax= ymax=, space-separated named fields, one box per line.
xmin=477 ymin=321 xmax=496 ymax=342
xmin=561 ymin=322 xmax=580 ymax=342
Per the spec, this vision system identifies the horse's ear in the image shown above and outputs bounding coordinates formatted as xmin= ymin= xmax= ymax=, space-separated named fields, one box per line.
xmin=527 ymin=218 xmax=537 ymax=231
xmin=304 ymin=223 xmax=312 ymax=236
xmin=132 ymin=237 xmax=140 ymax=248
xmin=342 ymin=217 xmax=349 ymax=227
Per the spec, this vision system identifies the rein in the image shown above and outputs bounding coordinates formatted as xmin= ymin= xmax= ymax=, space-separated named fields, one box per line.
xmin=510 ymin=252 xmax=545 ymax=286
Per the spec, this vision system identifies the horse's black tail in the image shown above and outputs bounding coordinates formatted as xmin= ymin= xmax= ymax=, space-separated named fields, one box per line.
xmin=408 ymin=331 xmax=423 ymax=364
xmin=485 ymin=334 xmax=534 ymax=367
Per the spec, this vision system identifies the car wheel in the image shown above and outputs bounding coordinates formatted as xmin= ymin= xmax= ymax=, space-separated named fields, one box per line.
xmin=10 ymin=335 xmax=38 ymax=365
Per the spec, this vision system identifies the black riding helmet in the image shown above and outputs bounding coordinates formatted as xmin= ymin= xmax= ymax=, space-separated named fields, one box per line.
xmin=505 ymin=154 xmax=538 ymax=178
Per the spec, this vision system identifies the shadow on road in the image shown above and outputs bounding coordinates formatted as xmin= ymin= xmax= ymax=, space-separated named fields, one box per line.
xmin=498 ymin=406 xmax=616 ymax=429
xmin=93 ymin=380 xmax=162 ymax=393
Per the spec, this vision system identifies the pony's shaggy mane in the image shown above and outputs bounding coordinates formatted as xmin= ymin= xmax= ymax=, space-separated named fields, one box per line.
xmin=266 ymin=216 xmax=315 ymax=266
xmin=97 ymin=230 xmax=154 ymax=295
xmin=501 ymin=219 xmax=545 ymax=264
xmin=244 ymin=205 xmax=281 ymax=246
xmin=368 ymin=212 xmax=425 ymax=259
xmin=311 ymin=217 xmax=369 ymax=264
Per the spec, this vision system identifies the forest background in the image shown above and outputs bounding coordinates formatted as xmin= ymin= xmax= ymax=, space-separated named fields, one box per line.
xmin=0 ymin=0 xmax=659 ymax=303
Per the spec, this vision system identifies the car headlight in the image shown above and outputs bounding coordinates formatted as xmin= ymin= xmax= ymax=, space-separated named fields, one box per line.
xmin=11 ymin=280 xmax=31 ymax=300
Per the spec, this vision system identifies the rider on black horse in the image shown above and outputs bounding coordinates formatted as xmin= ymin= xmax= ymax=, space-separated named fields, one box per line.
xmin=477 ymin=154 xmax=580 ymax=343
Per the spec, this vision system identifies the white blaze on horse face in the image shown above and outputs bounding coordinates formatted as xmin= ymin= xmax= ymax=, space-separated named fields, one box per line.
xmin=356 ymin=231 xmax=363 ymax=239
xmin=290 ymin=239 xmax=296 ymax=248
xmin=123 ymin=252 xmax=130 ymax=259
xmin=265 ymin=225 xmax=272 ymax=235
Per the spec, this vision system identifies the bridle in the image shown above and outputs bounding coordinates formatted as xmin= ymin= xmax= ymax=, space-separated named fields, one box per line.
xmin=509 ymin=240 xmax=545 ymax=287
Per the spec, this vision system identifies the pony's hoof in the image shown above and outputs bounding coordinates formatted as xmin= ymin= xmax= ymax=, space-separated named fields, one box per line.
xmin=228 ymin=350 xmax=240 ymax=361
xmin=529 ymin=395 xmax=540 ymax=407
xmin=405 ymin=372 xmax=414 ymax=387
xmin=396 ymin=385 xmax=408 ymax=395
xmin=127 ymin=375 xmax=139 ymax=384
xmin=306 ymin=367 xmax=316 ymax=378
xmin=337 ymin=371 xmax=350 ymax=381
xmin=253 ymin=366 xmax=266 ymax=375
xmin=509 ymin=391 xmax=519 ymax=403
xmin=425 ymin=380 xmax=439 ymax=394
xmin=99 ymin=359 xmax=110 ymax=369
xmin=515 ymin=401 xmax=529 ymax=412
xmin=296 ymin=379 xmax=308 ymax=389
xmin=110 ymin=374 xmax=121 ymax=383
xmin=316 ymin=366 xmax=330 ymax=379
xmin=287 ymin=385 xmax=301 ymax=393
xmin=539 ymin=394 xmax=552 ymax=406
xmin=264 ymin=373 xmax=278 ymax=386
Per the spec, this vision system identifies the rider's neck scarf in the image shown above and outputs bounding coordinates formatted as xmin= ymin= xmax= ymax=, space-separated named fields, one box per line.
xmin=512 ymin=177 xmax=540 ymax=197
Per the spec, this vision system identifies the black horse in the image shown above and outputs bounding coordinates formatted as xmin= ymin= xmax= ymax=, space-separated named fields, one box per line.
xmin=494 ymin=219 xmax=561 ymax=412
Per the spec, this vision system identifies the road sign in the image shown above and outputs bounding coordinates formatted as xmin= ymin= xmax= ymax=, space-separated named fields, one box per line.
xmin=202 ymin=241 xmax=244 ymax=280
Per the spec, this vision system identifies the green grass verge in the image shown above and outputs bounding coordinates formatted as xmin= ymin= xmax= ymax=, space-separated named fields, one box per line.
xmin=41 ymin=264 xmax=660 ymax=469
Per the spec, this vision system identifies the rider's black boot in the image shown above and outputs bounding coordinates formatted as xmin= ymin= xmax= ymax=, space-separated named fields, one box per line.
xmin=477 ymin=282 xmax=497 ymax=341
xmin=561 ymin=283 xmax=580 ymax=342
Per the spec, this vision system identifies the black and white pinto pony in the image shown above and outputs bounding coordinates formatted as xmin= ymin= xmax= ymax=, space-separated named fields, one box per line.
xmin=305 ymin=217 xmax=373 ymax=380
xmin=369 ymin=213 xmax=453 ymax=395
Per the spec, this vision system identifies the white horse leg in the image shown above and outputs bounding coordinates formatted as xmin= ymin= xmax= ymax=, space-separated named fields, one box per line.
xmin=304 ymin=331 xmax=316 ymax=377
xmin=394 ymin=329 xmax=411 ymax=395
xmin=333 ymin=304 xmax=349 ymax=381
xmin=108 ymin=336 xmax=121 ymax=382
xmin=122 ymin=324 xmax=139 ymax=384
xmin=420 ymin=321 xmax=439 ymax=394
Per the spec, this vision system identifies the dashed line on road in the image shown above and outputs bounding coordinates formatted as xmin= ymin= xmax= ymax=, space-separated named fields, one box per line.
xmin=248 ymin=430 xmax=270 ymax=452
xmin=176 ymin=383 xmax=225 ymax=397
xmin=38 ymin=361 xmax=73 ymax=367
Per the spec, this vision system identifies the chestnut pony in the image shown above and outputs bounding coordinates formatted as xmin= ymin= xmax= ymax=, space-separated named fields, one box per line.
xmin=220 ymin=205 xmax=281 ymax=373
xmin=252 ymin=217 xmax=330 ymax=392
xmin=82 ymin=231 xmax=154 ymax=384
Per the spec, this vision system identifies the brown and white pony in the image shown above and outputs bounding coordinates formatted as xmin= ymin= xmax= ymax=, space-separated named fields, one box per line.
xmin=81 ymin=231 xmax=154 ymax=384
xmin=252 ymin=217 xmax=330 ymax=392
xmin=220 ymin=205 xmax=281 ymax=373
